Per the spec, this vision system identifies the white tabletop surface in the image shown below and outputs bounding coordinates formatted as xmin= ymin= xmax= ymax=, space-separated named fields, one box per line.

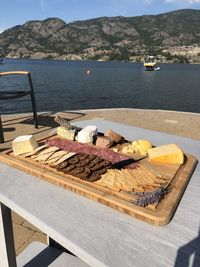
xmin=0 ymin=119 xmax=199 ymax=267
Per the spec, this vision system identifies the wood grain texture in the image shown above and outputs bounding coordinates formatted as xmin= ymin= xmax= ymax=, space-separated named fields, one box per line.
xmin=0 ymin=142 xmax=197 ymax=226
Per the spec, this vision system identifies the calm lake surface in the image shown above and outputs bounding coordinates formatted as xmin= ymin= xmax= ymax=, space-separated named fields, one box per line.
xmin=0 ymin=58 xmax=200 ymax=114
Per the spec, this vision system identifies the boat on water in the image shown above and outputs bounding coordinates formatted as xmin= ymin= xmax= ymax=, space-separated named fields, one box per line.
xmin=143 ymin=56 xmax=160 ymax=71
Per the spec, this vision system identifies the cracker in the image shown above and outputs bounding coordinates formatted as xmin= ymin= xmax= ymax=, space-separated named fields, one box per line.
xmin=34 ymin=147 xmax=60 ymax=162
xmin=23 ymin=144 xmax=48 ymax=157
xmin=95 ymin=165 xmax=166 ymax=192
xmin=32 ymin=146 xmax=59 ymax=160
xmin=44 ymin=150 xmax=68 ymax=164
xmin=51 ymin=152 xmax=76 ymax=166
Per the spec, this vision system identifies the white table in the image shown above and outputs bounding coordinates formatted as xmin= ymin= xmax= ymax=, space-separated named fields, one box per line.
xmin=0 ymin=119 xmax=199 ymax=267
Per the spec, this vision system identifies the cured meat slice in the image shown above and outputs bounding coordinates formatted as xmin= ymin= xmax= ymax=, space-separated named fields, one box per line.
xmin=46 ymin=138 xmax=138 ymax=168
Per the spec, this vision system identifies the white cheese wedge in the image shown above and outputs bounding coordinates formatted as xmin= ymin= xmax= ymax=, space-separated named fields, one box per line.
xmin=12 ymin=135 xmax=38 ymax=156
xmin=77 ymin=125 xmax=98 ymax=143
xmin=148 ymin=143 xmax=184 ymax=164
xmin=57 ymin=126 xmax=75 ymax=140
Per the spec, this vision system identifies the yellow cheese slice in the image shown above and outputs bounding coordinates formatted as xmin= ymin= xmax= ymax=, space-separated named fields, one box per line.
xmin=148 ymin=143 xmax=184 ymax=164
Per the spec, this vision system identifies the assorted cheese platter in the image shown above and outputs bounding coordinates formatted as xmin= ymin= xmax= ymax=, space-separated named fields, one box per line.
xmin=0 ymin=117 xmax=198 ymax=225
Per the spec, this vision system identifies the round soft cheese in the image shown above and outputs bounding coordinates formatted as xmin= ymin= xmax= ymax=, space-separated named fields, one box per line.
xmin=77 ymin=125 xmax=98 ymax=143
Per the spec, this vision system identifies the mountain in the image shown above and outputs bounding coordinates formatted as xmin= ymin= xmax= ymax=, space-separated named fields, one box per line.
xmin=1 ymin=9 xmax=200 ymax=63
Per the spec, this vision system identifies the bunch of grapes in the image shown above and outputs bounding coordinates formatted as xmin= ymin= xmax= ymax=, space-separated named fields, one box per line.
xmin=130 ymin=187 xmax=169 ymax=207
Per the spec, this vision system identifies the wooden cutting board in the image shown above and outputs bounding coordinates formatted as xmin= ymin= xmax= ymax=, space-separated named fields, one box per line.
xmin=0 ymin=138 xmax=198 ymax=226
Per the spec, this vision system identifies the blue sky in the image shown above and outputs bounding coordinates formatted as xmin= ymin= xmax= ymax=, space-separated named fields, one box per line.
xmin=1 ymin=0 xmax=200 ymax=32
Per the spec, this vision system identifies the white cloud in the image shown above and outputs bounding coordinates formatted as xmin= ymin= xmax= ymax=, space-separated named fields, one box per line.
xmin=186 ymin=0 xmax=200 ymax=3
xmin=164 ymin=0 xmax=200 ymax=3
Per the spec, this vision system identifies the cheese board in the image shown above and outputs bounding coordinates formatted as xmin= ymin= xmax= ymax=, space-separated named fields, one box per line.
xmin=0 ymin=134 xmax=198 ymax=225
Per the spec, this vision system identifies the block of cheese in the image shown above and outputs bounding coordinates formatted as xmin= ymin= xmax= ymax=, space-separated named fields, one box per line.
xmin=121 ymin=139 xmax=152 ymax=155
xmin=12 ymin=135 xmax=38 ymax=156
xmin=57 ymin=126 xmax=75 ymax=140
xmin=122 ymin=144 xmax=134 ymax=154
xmin=148 ymin=143 xmax=184 ymax=164
xmin=132 ymin=139 xmax=153 ymax=156
xmin=77 ymin=125 xmax=98 ymax=143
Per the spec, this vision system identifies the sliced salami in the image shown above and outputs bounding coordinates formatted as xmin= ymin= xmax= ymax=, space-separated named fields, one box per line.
xmin=46 ymin=138 xmax=138 ymax=169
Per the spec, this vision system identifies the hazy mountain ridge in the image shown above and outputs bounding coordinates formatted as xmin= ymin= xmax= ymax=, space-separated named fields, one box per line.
xmin=1 ymin=9 xmax=200 ymax=63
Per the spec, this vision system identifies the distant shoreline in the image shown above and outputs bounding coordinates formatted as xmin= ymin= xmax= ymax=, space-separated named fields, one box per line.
xmin=2 ymin=57 xmax=200 ymax=65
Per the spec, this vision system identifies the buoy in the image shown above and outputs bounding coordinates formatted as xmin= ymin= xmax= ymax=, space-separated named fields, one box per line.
xmin=85 ymin=69 xmax=92 ymax=75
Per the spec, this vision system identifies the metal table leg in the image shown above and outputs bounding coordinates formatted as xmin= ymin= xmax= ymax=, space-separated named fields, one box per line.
xmin=0 ymin=203 xmax=17 ymax=267
xmin=0 ymin=116 xmax=4 ymax=143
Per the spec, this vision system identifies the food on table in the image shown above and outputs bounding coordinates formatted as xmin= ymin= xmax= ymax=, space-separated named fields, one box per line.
xmin=148 ymin=143 xmax=184 ymax=164
xmin=112 ymin=147 xmax=119 ymax=152
xmin=122 ymin=139 xmax=152 ymax=156
xmin=55 ymin=115 xmax=77 ymax=140
xmin=23 ymin=144 xmax=76 ymax=165
xmin=95 ymin=136 xmax=114 ymax=148
xmin=104 ymin=129 xmax=123 ymax=143
xmin=95 ymin=165 xmax=168 ymax=192
xmin=56 ymin=153 xmax=112 ymax=181
xmin=12 ymin=135 xmax=38 ymax=156
xmin=77 ymin=125 xmax=98 ymax=143
xmin=33 ymin=146 xmax=60 ymax=161
xmin=21 ymin=142 xmax=112 ymax=181
xmin=46 ymin=138 xmax=138 ymax=169
xmin=12 ymin=130 xmax=178 ymax=206
xmin=132 ymin=139 xmax=153 ymax=155
xmin=13 ymin=135 xmax=172 ymax=209
xmin=57 ymin=126 xmax=76 ymax=140
xmin=23 ymin=144 xmax=48 ymax=157
xmin=51 ymin=152 xmax=76 ymax=166
xmin=44 ymin=150 xmax=71 ymax=164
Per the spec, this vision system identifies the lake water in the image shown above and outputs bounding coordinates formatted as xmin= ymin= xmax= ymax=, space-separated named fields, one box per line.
xmin=0 ymin=58 xmax=200 ymax=114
